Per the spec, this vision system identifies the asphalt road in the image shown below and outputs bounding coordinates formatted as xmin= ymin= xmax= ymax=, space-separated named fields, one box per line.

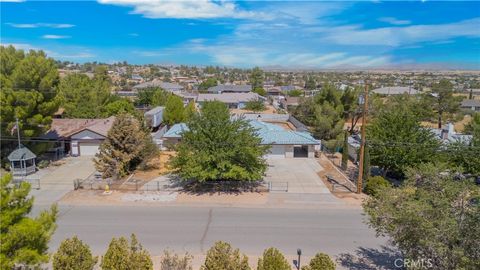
xmin=43 ymin=205 xmax=390 ymax=263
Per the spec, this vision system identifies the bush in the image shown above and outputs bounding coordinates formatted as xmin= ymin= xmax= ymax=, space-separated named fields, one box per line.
xmin=364 ymin=176 xmax=391 ymax=197
xmin=257 ymin=248 xmax=291 ymax=270
xmin=160 ymin=250 xmax=193 ymax=270
xmin=101 ymin=234 xmax=153 ymax=270
xmin=53 ymin=236 xmax=97 ymax=270
xmin=301 ymin=253 xmax=335 ymax=270
xmin=201 ymin=241 xmax=250 ymax=270
xmin=37 ymin=160 xmax=50 ymax=169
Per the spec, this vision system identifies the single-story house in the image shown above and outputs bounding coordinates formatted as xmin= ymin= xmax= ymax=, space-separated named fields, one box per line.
xmin=207 ymin=84 xmax=252 ymax=94
xmin=44 ymin=117 xmax=115 ymax=156
xmin=133 ymin=80 xmax=184 ymax=93
xmin=197 ymin=92 xmax=265 ymax=109
xmin=162 ymin=120 xmax=320 ymax=158
xmin=280 ymin=97 xmax=301 ymax=110
xmin=460 ymin=99 xmax=480 ymax=112
xmin=372 ymin=86 xmax=420 ymax=95
xmin=173 ymin=91 xmax=198 ymax=105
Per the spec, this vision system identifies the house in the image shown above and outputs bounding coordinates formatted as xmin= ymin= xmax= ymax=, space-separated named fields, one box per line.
xmin=133 ymin=80 xmax=184 ymax=93
xmin=280 ymin=97 xmax=301 ymax=110
xmin=372 ymin=86 xmax=420 ymax=95
xmin=197 ymin=93 xmax=265 ymax=109
xmin=44 ymin=117 xmax=115 ymax=156
xmin=207 ymin=84 xmax=252 ymax=94
xmin=162 ymin=120 xmax=320 ymax=158
xmin=266 ymin=87 xmax=282 ymax=96
xmin=429 ymin=123 xmax=472 ymax=144
xmin=173 ymin=91 xmax=198 ymax=105
xmin=460 ymin=99 xmax=480 ymax=112
xmin=144 ymin=106 xmax=164 ymax=129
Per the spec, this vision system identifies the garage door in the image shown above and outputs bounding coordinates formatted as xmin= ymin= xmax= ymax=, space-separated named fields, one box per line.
xmin=265 ymin=145 xmax=285 ymax=158
xmin=79 ymin=142 xmax=100 ymax=156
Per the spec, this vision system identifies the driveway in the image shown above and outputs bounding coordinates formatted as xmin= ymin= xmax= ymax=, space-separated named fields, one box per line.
xmin=28 ymin=156 xmax=96 ymax=208
xmin=265 ymin=158 xmax=330 ymax=194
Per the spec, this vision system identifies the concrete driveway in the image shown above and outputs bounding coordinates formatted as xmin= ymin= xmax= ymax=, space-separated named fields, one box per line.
xmin=265 ymin=158 xmax=330 ymax=194
xmin=28 ymin=156 xmax=95 ymax=208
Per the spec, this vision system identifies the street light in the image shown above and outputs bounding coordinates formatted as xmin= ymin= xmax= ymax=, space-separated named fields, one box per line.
xmin=293 ymin=248 xmax=302 ymax=270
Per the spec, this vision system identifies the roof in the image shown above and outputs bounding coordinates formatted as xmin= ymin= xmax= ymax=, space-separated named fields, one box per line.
xmin=163 ymin=123 xmax=188 ymax=138
xmin=280 ymin=85 xmax=296 ymax=91
xmin=197 ymin=92 xmax=262 ymax=104
xmin=461 ymin=99 xmax=480 ymax=107
xmin=372 ymin=86 xmax=420 ymax=95
xmin=207 ymin=84 xmax=252 ymax=93
xmin=145 ymin=106 xmax=164 ymax=116
xmin=44 ymin=116 xmax=115 ymax=139
xmin=133 ymin=80 xmax=183 ymax=92
xmin=8 ymin=146 xmax=36 ymax=161
xmin=163 ymin=121 xmax=319 ymax=145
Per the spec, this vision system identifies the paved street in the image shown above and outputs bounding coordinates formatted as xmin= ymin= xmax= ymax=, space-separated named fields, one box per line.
xmin=39 ymin=205 xmax=392 ymax=269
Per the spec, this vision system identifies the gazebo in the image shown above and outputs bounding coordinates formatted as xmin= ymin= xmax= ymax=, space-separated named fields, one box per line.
xmin=8 ymin=146 xmax=37 ymax=177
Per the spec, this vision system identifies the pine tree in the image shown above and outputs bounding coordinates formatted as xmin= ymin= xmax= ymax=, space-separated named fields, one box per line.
xmin=257 ymin=248 xmax=291 ymax=270
xmin=0 ymin=173 xmax=58 ymax=269
xmin=183 ymin=101 xmax=196 ymax=122
xmin=101 ymin=234 xmax=153 ymax=270
xmin=301 ymin=253 xmax=335 ymax=270
xmin=95 ymin=113 xmax=154 ymax=179
xmin=201 ymin=241 xmax=250 ymax=270
xmin=160 ymin=250 xmax=193 ymax=270
xmin=53 ymin=236 xmax=97 ymax=270
xmin=341 ymin=130 xmax=349 ymax=170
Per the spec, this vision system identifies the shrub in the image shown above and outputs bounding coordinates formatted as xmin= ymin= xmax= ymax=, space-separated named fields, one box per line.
xmin=257 ymin=247 xmax=291 ymax=270
xmin=53 ymin=236 xmax=97 ymax=270
xmin=101 ymin=234 xmax=153 ymax=270
xmin=301 ymin=253 xmax=335 ymax=270
xmin=37 ymin=160 xmax=50 ymax=169
xmin=364 ymin=176 xmax=391 ymax=197
xmin=201 ymin=241 xmax=250 ymax=270
xmin=160 ymin=249 xmax=193 ymax=270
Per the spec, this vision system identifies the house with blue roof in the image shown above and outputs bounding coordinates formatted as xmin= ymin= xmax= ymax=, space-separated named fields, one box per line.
xmin=162 ymin=120 xmax=320 ymax=158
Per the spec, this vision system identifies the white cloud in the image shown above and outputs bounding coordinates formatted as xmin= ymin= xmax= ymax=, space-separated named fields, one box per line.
xmin=6 ymin=22 xmax=75 ymax=28
xmin=1 ymin=43 xmax=94 ymax=59
xmin=378 ymin=17 xmax=411 ymax=25
xmin=42 ymin=34 xmax=71 ymax=39
xmin=98 ymin=0 xmax=267 ymax=20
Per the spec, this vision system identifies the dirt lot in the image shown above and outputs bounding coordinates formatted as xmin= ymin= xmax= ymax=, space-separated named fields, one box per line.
xmin=133 ymin=151 xmax=175 ymax=181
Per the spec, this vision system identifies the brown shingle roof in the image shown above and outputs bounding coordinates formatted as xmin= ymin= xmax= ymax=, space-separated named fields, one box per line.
xmin=44 ymin=116 xmax=115 ymax=139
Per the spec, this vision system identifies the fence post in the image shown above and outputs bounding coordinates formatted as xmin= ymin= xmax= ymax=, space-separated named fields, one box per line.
xmin=157 ymin=181 xmax=160 ymax=191
xmin=37 ymin=179 xmax=41 ymax=190
xmin=135 ymin=180 xmax=138 ymax=191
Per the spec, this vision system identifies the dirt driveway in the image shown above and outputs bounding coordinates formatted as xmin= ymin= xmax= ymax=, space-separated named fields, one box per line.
xmin=265 ymin=158 xmax=330 ymax=194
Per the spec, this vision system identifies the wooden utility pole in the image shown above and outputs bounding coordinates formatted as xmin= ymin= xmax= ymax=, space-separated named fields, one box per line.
xmin=356 ymin=83 xmax=369 ymax=194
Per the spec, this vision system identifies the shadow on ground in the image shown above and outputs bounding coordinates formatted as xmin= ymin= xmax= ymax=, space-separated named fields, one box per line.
xmin=168 ymin=174 xmax=267 ymax=195
xmin=337 ymin=245 xmax=401 ymax=270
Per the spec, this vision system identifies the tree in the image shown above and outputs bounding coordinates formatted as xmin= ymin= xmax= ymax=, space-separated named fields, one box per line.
xmin=367 ymin=106 xmax=440 ymax=177
xmin=201 ymin=241 xmax=250 ymax=270
xmin=1 ymin=46 xmax=59 ymax=159
xmin=363 ymin=176 xmax=390 ymax=197
xmin=198 ymin=78 xmax=218 ymax=93
xmin=252 ymin=87 xmax=267 ymax=97
xmin=183 ymin=101 xmax=196 ymax=121
xmin=164 ymin=95 xmax=185 ymax=126
xmin=170 ymin=101 xmax=269 ymax=182
xmin=363 ymin=163 xmax=480 ymax=269
xmin=95 ymin=114 xmax=157 ymax=179
xmin=0 ymin=173 xmax=58 ymax=269
xmin=102 ymin=98 xmax=136 ymax=117
xmin=341 ymin=130 xmax=349 ymax=170
xmin=444 ymin=141 xmax=480 ymax=176
xmin=304 ymin=76 xmax=316 ymax=90
xmin=341 ymin=87 xmax=361 ymax=133
xmin=135 ymin=87 xmax=170 ymax=107
xmin=160 ymin=250 xmax=193 ymax=270
xmin=288 ymin=89 xmax=303 ymax=97
xmin=301 ymin=253 xmax=335 ymax=270
xmin=464 ymin=112 xmax=480 ymax=146
xmin=245 ymin=99 xmax=266 ymax=112
xmin=101 ymin=234 xmax=153 ymax=270
xmin=249 ymin=67 xmax=263 ymax=90
xmin=257 ymin=248 xmax=290 ymax=270
xmin=53 ymin=236 xmax=98 ymax=270
xmin=424 ymin=79 xmax=461 ymax=128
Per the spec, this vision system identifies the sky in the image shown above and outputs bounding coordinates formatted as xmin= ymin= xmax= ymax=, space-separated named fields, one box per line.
xmin=1 ymin=0 xmax=480 ymax=69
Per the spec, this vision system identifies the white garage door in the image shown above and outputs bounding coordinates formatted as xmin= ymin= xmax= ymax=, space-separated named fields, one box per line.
xmin=265 ymin=145 xmax=286 ymax=158
xmin=79 ymin=142 xmax=100 ymax=156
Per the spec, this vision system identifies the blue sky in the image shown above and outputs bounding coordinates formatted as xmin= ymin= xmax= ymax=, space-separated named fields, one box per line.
xmin=1 ymin=0 xmax=479 ymax=69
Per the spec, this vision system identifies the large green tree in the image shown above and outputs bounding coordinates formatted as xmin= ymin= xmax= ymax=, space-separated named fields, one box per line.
xmin=363 ymin=164 xmax=480 ymax=269
xmin=170 ymin=101 xmax=269 ymax=182
xmin=301 ymin=253 xmax=335 ymax=270
xmin=0 ymin=174 xmax=58 ymax=269
xmin=164 ymin=95 xmax=185 ymax=126
xmin=95 ymin=113 xmax=158 ymax=179
xmin=249 ymin=67 xmax=264 ymax=90
xmin=198 ymin=77 xmax=218 ymax=93
xmin=257 ymin=248 xmax=290 ymax=270
xmin=134 ymin=87 xmax=170 ymax=107
xmin=367 ymin=105 xmax=440 ymax=177
xmin=53 ymin=236 xmax=98 ymax=270
xmin=101 ymin=234 xmax=153 ymax=270
xmin=424 ymin=79 xmax=461 ymax=128
xmin=201 ymin=241 xmax=250 ymax=270
xmin=1 ymin=46 xmax=60 ymax=158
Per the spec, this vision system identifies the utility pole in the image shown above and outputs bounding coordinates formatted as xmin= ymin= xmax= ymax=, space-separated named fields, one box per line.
xmin=356 ymin=83 xmax=369 ymax=194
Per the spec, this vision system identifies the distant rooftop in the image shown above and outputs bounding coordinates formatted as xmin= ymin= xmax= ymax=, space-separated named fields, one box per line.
xmin=133 ymin=80 xmax=183 ymax=92
xmin=372 ymin=86 xmax=420 ymax=95
xmin=197 ymin=92 xmax=263 ymax=104
xmin=208 ymin=84 xmax=252 ymax=93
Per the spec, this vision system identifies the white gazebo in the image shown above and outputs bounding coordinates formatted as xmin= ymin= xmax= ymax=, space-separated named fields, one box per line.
xmin=8 ymin=146 xmax=37 ymax=177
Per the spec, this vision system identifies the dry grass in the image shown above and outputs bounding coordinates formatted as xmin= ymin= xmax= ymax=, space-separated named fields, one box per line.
xmin=133 ymin=151 xmax=176 ymax=181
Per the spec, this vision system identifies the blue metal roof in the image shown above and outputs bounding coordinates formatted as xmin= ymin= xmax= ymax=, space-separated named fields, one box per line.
xmin=163 ymin=121 xmax=319 ymax=145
